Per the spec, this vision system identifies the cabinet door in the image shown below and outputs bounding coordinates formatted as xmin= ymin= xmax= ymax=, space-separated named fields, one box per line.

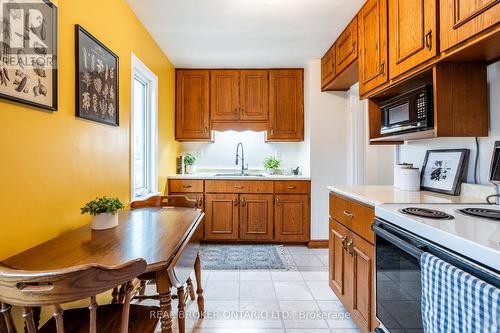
xmin=321 ymin=45 xmax=335 ymax=89
xmin=358 ymin=0 xmax=389 ymax=96
xmin=440 ymin=0 xmax=500 ymax=51
xmin=204 ymin=194 xmax=239 ymax=240
xmin=268 ymin=70 xmax=304 ymax=141
xmin=329 ymin=218 xmax=349 ymax=306
xmin=210 ymin=70 xmax=240 ymax=121
xmin=274 ymin=194 xmax=310 ymax=242
xmin=388 ymin=0 xmax=437 ymax=79
xmin=175 ymin=70 xmax=211 ymax=141
xmin=348 ymin=231 xmax=375 ymax=332
xmin=240 ymin=70 xmax=269 ymax=121
xmin=335 ymin=16 xmax=359 ymax=74
xmin=239 ymin=194 xmax=274 ymax=241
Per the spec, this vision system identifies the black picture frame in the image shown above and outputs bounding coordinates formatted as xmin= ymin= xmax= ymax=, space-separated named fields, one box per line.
xmin=0 ymin=0 xmax=58 ymax=111
xmin=420 ymin=149 xmax=470 ymax=196
xmin=75 ymin=25 xmax=119 ymax=126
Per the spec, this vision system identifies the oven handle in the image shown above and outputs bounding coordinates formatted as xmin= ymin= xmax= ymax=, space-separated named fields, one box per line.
xmin=372 ymin=224 xmax=425 ymax=260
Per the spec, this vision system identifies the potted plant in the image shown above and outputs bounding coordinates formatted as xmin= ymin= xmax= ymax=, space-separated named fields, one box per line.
xmin=184 ymin=153 xmax=197 ymax=174
xmin=263 ymin=156 xmax=281 ymax=175
xmin=81 ymin=197 xmax=124 ymax=230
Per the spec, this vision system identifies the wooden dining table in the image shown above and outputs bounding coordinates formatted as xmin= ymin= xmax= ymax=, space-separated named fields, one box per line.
xmin=1 ymin=206 xmax=205 ymax=333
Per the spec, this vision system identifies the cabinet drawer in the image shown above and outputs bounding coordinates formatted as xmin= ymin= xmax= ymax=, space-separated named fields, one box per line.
xmin=205 ymin=180 xmax=274 ymax=193
xmin=169 ymin=179 xmax=204 ymax=193
xmin=329 ymin=193 xmax=352 ymax=227
xmin=349 ymin=200 xmax=375 ymax=244
xmin=274 ymin=181 xmax=310 ymax=194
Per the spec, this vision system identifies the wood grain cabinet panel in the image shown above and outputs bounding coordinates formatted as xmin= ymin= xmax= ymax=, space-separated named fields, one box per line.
xmin=170 ymin=192 xmax=204 ymax=210
xmin=274 ymin=181 xmax=310 ymax=194
xmin=349 ymin=232 xmax=375 ymax=333
xmin=440 ymin=0 xmax=500 ymax=52
xmin=268 ymin=70 xmax=304 ymax=141
xmin=240 ymin=70 xmax=269 ymax=121
xmin=239 ymin=194 xmax=274 ymax=241
xmin=321 ymin=45 xmax=336 ymax=89
xmin=204 ymin=194 xmax=239 ymax=240
xmin=336 ymin=17 xmax=359 ymax=75
xmin=388 ymin=0 xmax=437 ymax=79
xmin=329 ymin=218 xmax=350 ymax=306
xmin=358 ymin=0 xmax=389 ymax=96
xmin=169 ymin=179 xmax=204 ymax=193
xmin=175 ymin=70 xmax=211 ymax=141
xmin=210 ymin=70 xmax=240 ymax=121
xmin=274 ymin=194 xmax=310 ymax=242
xmin=205 ymin=180 xmax=274 ymax=194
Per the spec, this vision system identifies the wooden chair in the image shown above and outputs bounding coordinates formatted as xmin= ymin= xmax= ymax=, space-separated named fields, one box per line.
xmin=0 ymin=259 xmax=159 ymax=333
xmin=130 ymin=195 xmax=203 ymax=333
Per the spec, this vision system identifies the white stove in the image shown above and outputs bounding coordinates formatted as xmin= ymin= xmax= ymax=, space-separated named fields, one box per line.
xmin=375 ymin=203 xmax=500 ymax=271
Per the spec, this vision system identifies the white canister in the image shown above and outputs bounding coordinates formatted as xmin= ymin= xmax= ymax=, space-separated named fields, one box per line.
xmin=394 ymin=163 xmax=413 ymax=188
xmin=400 ymin=168 xmax=421 ymax=191
xmin=91 ymin=213 xmax=119 ymax=230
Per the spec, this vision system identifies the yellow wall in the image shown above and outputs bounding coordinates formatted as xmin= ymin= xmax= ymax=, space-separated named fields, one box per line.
xmin=0 ymin=0 xmax=180 ymax=260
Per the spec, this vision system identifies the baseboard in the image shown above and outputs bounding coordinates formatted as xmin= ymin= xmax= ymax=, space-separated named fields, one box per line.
xmin=307 ymin=240 xmax=328 ymax=248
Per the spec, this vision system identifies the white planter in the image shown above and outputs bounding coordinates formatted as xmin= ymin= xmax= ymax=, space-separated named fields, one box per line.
xmin=91 ymin=213 xmax=119 ymax=230
xmin=267 ymin=168 xmax=277 ymax=175
xmin=185 ymin=165 xmax=196 ymax=174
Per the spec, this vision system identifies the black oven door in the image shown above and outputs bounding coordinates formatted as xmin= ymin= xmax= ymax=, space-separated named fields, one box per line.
xmin=373 ymin=221 xmax=425 ymax=333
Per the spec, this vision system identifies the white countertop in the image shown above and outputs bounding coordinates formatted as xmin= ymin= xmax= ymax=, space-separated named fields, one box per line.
xmin=169 ymin=173 xmax=311 ymax=181
xmin=327 ymin=185 xmax=489 ymax=207
xmin=376 ymin=203 xmax=500 ymax=271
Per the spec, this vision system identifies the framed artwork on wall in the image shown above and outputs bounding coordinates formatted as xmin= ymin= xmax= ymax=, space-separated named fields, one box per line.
xmin=0 ymin=0 xmax=58 ymax=110
xmin=420 ymin=149 xmax=470 ymax=196
xmin=75 ymin=24 xmax=119 ymax=126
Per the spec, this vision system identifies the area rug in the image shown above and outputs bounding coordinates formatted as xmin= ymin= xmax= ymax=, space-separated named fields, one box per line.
xmin=200 ymin=244 xmax=294 ymax=270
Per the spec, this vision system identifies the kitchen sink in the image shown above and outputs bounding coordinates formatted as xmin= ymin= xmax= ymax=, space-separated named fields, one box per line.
xmin=215 ymin=173 xmax=265 ymax=177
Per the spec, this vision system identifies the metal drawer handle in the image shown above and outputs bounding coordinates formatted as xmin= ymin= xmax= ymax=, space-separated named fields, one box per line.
xmin=346 ymin=240 xmax=354 ymax=255
xmin=234 ymin=185 xmax=244 ymax=189
xmin=343 ymin=211 xmax=354 ymax=218
xmin=241 ymin=198 xmax=246 ymax=207
xmin=380 ymin=61 xmax=385 ymax=75
xmin=425 ymin=29 xmax=432 ymax=50
xmin=276 ymin=198 xmax=280 ymax=206
xmin=287 ymin=186 xmax=296 ymax=190
xmin=234 ymin=198 xmax=239 ymax=206
xmin=182 ymin=185 xmax=192 ymax=189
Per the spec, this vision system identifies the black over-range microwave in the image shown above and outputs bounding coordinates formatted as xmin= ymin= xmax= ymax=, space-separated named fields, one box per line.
xmin=380 ymin=85 xmax=433 ymax=136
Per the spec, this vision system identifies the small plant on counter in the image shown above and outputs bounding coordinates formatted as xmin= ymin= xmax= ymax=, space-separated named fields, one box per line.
xmin=81 ymin=197 xmax=124 ymax=230
xmin=184 ymin=153 xmax=197 ymax=174
xmin=263 ymin=156 xmax=281 ymax=175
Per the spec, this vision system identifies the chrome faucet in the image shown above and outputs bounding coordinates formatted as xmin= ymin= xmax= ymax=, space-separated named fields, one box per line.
xmin=235 ymin=142 xmax=248 ymax=175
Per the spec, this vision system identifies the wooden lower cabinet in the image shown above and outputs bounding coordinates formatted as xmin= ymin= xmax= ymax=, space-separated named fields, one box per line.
xmin=349 ymin=231 xmax=376 ymax=332
xmin=204 ymin=194 xmax=239 ymax=240
xmin=239 ymin=194 xmax=274 ymax=241
xmin=329 ymin=218 xmax=349 ymax=306
xmin=274 ymin=194 xmax=310 ymax=242
xmin=329 ymin=193 xmax=377 ymax=333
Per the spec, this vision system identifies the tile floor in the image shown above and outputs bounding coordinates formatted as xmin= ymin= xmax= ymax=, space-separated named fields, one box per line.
xmin=151 ymin=245 xmax=361 ymax=333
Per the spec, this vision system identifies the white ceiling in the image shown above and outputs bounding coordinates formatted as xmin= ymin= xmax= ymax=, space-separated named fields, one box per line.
xmin=126 ymin=0 xmax=364 ymax=68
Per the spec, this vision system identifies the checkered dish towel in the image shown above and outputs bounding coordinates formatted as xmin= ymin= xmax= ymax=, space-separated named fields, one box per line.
xmin=421 ymin=252 xmax=500 ymax=333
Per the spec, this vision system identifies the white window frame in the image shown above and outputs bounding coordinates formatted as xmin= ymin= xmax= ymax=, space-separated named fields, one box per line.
xmin=131 ymin=53 xmax=159 ymax=201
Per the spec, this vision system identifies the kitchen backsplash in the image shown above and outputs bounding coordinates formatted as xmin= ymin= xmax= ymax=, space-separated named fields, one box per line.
xmin=180 ymin=130 xmax=306 ymax=173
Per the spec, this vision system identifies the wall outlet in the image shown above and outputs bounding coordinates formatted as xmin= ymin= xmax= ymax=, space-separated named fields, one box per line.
xmin=197 ymin=149 xmax=203 ymax=158
xmin=275 ymin=150 xmax=282 ymax=159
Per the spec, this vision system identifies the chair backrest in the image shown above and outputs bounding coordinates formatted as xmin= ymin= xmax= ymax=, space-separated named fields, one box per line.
xmin=0 ymin=259 xmax=146 ymax=333
xmin=130 ymin=195 xmax=198 ymax=209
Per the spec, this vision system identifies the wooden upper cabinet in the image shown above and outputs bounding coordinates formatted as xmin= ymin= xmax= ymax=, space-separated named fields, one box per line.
xmin=388 ymin=0 xmax=437 ymax=79
xmin=440 ymin=0 xmax=500 ymax=52
xmin=240 ymin=70 xmax=269 ymax=121
xmin=210 ymin=70 xmax=240 ymax=122
xmin=358 ymin=0 xmax=389 ymax=96
xmin=268 ymin=70 xmax=304 ymax=141
xmin=239 ymin=194 xmax=274 ymax=241
xmin=336 ymin=16 xmax=359 ymax=74
xmin=321 ymin=45 xmax=336 ymax=89
xmin=274 ymin=194 xmax=310 ymax=242
xmin=175 ymin=70 xmax=211 ymax=141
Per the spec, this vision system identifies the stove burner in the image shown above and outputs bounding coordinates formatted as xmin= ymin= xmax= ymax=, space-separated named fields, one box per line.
xmin=458 ymin=208 xmax=500 ymax=221
xmin=400 ymin=207 xmax=454 ymax=220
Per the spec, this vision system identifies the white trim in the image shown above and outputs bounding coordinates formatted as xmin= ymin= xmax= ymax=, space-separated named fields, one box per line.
xmin=131 ymin=53 xmax=159 ymax=201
